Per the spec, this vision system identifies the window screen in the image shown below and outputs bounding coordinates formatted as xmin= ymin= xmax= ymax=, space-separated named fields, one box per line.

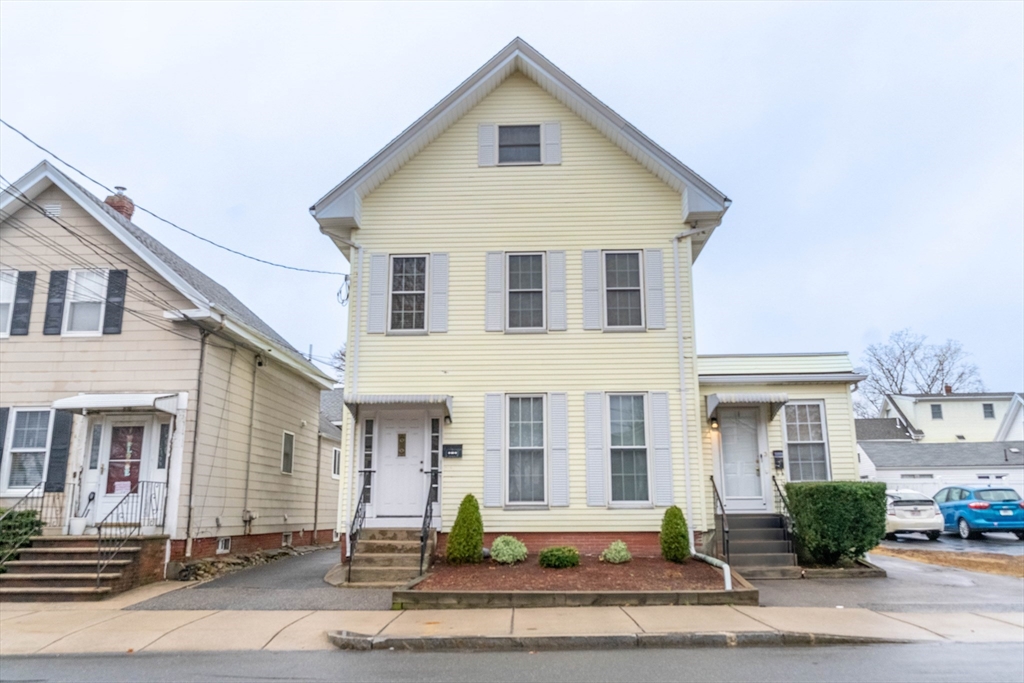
xmin=508 ymin=396 xmax=545 ymax=503
xmin=498 ymin=125 xmax=541 ymax=163
xmin=609 ymin=395 xmax=649 ymax=502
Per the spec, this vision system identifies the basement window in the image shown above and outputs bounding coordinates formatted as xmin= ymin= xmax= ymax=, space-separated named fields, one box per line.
xmin=216 ymin=537 xmax=231 ymax=554
xmin=282 ymin=532 xmax=293 ymax=547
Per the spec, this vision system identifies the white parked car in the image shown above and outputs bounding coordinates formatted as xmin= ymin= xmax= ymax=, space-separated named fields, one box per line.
xmin=885 ymin=489 xmax=944 ymax=540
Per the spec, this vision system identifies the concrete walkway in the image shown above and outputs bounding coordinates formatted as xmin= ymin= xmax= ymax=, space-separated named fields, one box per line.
xmin=3 ymin=585 xmax=1022 ymax=655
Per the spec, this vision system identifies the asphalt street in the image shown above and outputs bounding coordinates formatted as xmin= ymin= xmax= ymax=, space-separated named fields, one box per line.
xmin=2 ymin=643 xmax=1022 ymax=683
xmin=882 ymin=531 xmax=1024 ymax=556
xmin=755 ymin=553 xmax=1024 ymax=612
xmin=129 ymin=547 xmax=393 ymax=611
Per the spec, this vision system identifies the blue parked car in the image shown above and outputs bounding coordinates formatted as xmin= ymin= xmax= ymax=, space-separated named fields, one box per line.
xmin=933 ymin=486 xmax=1024 ymax=540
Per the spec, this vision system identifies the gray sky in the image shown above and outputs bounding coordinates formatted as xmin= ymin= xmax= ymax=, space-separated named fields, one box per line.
xmin=2 ymin=2 xmax=1021 ymax=389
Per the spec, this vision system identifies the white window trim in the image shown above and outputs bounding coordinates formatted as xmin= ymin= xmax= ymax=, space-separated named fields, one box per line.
xmin=332 ymin=447 xmax=341 ymax=479
xmin=983 ymin=403 xmax=996 ymax=419
xmin=496 ymin=123 xmax=544 ymax=166
xmin=505 ymin=252 xmax=547 ymax=333
xmin=505 ymin=393 xmax=548 ymax=507
xmin=216 ymin=537 xmax=231 ymax=554
xmin=386 ymin=254 xmax=429 ymax=335
xmin=281 ymin=431 xmax=295 ymax=475
xmin=930 ymin=404 xmax=943 ymax=420
xmin=601 ymin=250 xmax=646 ymax=332
xmin=782 ymin=399 xmax=832 ymax=482
xmin=62 ymin=268 xmax=108 ymax=337
xmin=605 ymin=392 xmax=654 ymax=508
xmin=0 ymin=269 xmax=17 ymax=338
xmin=1 ymin=407 xmax=55 ymax=496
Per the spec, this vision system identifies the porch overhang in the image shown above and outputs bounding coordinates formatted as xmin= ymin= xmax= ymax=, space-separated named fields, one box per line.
xmin=52 ymin=393 xmax=180 ymax=415
xmin=344 ymin=394 xmax=453 ymax=421
xmin=707 ymin=392 xmax=789 ymax=421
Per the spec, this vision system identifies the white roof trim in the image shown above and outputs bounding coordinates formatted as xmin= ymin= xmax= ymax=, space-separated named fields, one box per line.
xmin=995 ymin=394 xmax=1024 ymax=442
xmin=53 ymin=393 xmax=180 ymax=415
xmin=311 ymin=38 xmax=729 ymax=239
xmin=344 ymin=394 xmax=453 ymax=419
xmin=707 ymin=393 xmax=789 ymax=420
xmin=700 ymin=373 xmax=868 ymax=385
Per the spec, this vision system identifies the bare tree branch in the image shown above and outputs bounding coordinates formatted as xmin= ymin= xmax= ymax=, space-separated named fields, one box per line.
xmin=330 ymin=345 xmax=346 ymax=383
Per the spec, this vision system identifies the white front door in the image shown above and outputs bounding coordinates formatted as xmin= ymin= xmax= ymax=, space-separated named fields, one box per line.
xmin=376 ymin=414 xmax=426 ymax=517
xmin=718 ymin=407 xmax=768 ymax=512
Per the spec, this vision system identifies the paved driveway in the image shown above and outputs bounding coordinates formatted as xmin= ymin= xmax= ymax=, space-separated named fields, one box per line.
xmin=882 ymin=532 xmax=1024 ymax=556
xmin=129 ymin=547 xmax=393 ymax=611
xmin=755 ymin=553 xmax=1024 ymax=612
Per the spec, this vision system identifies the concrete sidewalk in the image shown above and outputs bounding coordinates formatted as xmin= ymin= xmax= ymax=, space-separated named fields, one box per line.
xmin=2 ymin=589 xmax=1022 ymax=655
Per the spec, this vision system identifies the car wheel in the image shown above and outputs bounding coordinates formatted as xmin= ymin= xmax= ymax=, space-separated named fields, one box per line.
xmin=1015 ymin=532 xmax=1024 ymax=541
xmin=957 ymin=518 xmax=976 ymax=540
xmin=884 ymin=533 xmax=897 ymax=541
xmin=926 ymin=531 xmax=941 ymax=541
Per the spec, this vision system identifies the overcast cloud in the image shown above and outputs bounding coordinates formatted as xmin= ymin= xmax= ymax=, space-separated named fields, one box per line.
xmin=2 ymin=2 xmax=1021 ymax=389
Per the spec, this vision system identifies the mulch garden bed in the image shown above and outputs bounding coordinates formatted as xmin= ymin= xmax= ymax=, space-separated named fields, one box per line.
xmin=413 ymin=556 xmax=725 ymax=592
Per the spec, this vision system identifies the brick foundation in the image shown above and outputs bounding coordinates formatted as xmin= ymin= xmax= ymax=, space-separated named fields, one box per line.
xmin=169 ymin=528 xmax=336 ymax=562
xmin=434 ymin=530 xmax=706 ymax=559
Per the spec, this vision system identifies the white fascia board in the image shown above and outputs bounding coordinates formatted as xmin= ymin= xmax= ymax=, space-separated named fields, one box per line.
xmin=698 ymin=373 xmax=868 ymax=385
xmin=995 ymin=394 xmax=1024 ymax=441
xmin=162 ymin=308 xmax=221 ymax=322
xmin=1 ymin=161 xmax=212 ymax=313
xmin=218 ymin=314 xmax=335 ymax=390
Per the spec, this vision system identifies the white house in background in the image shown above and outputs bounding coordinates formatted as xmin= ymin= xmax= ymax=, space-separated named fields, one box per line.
xmin=858 ymin=440 xmax=1024 ymax=498
xmin=880 ymin=391 xmax=1023 ymax=443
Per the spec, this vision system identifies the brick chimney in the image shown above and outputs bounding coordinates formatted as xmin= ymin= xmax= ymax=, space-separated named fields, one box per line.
xmin=944 ymin=384 xmax=953 ymax=395
xmin=104 ymin=186 xmax=135 ymax=220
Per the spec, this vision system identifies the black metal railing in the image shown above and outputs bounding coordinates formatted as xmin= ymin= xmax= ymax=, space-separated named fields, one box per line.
xmin=419 ymin=469 xmax=440 ymax=575
xmin=0 ymin=482 xmax=75 ymax=568
xmin=771 ymin=476 xmax=795 ymax=547
xmin=346 ymin=470 xmax=373 ymax=583
xmin=96 ymin=481 xmax=168 ymax=586
xmin=710 ymin=475 xmax=730 ymax=564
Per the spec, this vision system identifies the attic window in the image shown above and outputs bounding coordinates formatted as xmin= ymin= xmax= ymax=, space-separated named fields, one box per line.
xmin=983 ymin=403 xmax=995 ymax=419
xmin=43 ymin=203 xmax=61 ymax=217
xmin=498 ymin=125 xmax=541 ymax=164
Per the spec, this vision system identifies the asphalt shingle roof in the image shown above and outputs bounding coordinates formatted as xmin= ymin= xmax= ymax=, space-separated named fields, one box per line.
xmin=855 ymin=418 xmax=914 ymax=441
xmin=859 ymin=440 xmax=1024 ymax=469
xmin=319 ymin=389 xmax=344 ymax=440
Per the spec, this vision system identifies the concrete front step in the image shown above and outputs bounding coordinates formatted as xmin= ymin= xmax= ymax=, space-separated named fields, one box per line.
xmin=348 ymin=566 xmax=423 ymax=584
xmin=740 ymin=566 xmax=804 ymax=580
xmin=360 ymin=528 xmax=421 ymax=542
xmin=728 ymin=514 xmax=784 ymax=530
xmin=728 ymin=552 xmax=798 ymax=568
xmin=27 ymin=536 xmax=104 ymax=549
xmin=728 ymin=527 xmax=786 ymax=542
xmin=352 ymin=553 xmax=427 ymax=568
xmin=0 ymin=586 xmax=113 ymax=602
xmin=0 ymin=573 xmax=122 ymax=588
xmin=13 ymin=547 xmax=139 ymax=563
xmin=355 ymin=539 xmax=421 ymax=554
xmin=1 ymin=559 xmax=133 ymax=575
xmin=729 ymin=540 xmax=792 ymax=555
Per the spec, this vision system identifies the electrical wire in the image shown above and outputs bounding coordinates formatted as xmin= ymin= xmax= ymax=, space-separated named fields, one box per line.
xmin=1 ymin=118 xmax=346 ymax=276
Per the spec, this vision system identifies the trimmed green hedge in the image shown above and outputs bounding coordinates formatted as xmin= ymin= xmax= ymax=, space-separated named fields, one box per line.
xmin=660 ymin=505 xmax=690 ymax=563
xmin=538 ymin=546 xmax=580 ymax=569
xmin=445 ymin=494 xmax=483 ymax=564
xmin=785 ymin=481 xmax=887 ymax=566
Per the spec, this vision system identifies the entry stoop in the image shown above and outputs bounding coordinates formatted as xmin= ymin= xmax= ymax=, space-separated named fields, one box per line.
xmin=348 ymin=529 xmax=434 ymax=586
xmin=0 ymin=536 xmax=141 ymax=602
xmin=727 ymin=514 xmax=802 ymax=580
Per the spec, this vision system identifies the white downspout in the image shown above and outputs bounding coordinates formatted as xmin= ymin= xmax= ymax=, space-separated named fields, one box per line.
xmin=672 ymin=234 xmax=696 ymax=552
xmin=337 ymin=239 xmax=363 ymax=549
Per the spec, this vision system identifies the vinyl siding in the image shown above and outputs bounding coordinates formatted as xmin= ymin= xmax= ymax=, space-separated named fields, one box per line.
xmin=907 ymin=398 xmax=1013 ymax=443
xmin=342 ymin=73 xmax=703 ymax=533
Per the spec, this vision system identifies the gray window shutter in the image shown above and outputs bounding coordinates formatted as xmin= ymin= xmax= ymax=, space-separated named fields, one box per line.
xmin=0 ymin=407 xmax=8 ymax=469
xmin=585 ymin=392 xmax=606 ymax=506
xmin=429 ymin=253 xmax=449 ymax=333
xmin=650 ymin=392 xmax=673 ymax=506
xmin=478 ymin=124 xmax=496 ymax=167
xmin=43 ymin=270 xmax=68 ymax=335
xmin=547 ymin=251 xmax=566 ymax=331
xmin=543 ymin=122 xmax=562 ymax=165
xmin=366 ymin=254 xmax=388 ymax=334
xmin=45 ymin=410 xmax=73 ymax=493
xmin=102 ymin=269 xmax=128 ymax=335
xmin=483 ymin=393 xmax=503 ymax=507
xmin=10 ymin=271 xmax=35 ymax=336
xmin=485 ymin=252 xmax=504 ymax=332
xmin=582 ymin=250 xmax=602 ymax=330
xmin=548 ymin=392 xmax=569 ymax=507
xmin=644 ymin=249 xmax=665 ymax=330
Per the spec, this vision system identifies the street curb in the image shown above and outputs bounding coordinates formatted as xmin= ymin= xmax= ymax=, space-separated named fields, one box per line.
xmin=326 ymin=630 xmax=908 ymax=651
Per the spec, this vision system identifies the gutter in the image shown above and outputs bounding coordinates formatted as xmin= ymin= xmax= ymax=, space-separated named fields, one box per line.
xmin=185 ymin=329 xmax=209 ymax=558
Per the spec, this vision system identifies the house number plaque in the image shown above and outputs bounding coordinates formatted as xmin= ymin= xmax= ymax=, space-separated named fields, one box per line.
xmin=442 ymin=445 xmax=462 ymax=459
xmin=398 ymin=434 xmax=406 ymax=457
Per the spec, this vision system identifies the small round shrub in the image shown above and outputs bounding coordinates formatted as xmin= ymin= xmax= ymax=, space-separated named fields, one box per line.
xmin=538 ymin=546 xmax=580 ymax=569
xmin=600 ymin=540 xmax=632 ymax=564
xmin=660 ymin=505 xmax=690 ymax=563
xmin=445 ymin=494 xmax=483 ymax=564
xmin=491 ymin=535 xmax=528 ymax=564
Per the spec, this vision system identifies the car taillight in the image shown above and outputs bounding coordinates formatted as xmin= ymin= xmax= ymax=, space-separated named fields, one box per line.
xmin=967 ymin=501 xmax=990 ymax=510
xmin=1019 ymin=502 xmax=1024 ymax=509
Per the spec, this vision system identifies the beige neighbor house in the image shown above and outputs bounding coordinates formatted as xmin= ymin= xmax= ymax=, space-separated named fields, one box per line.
xmin=879 ymin=391 xmax=1024 ymax=443
xmin=0 ymin=161 xmax=338 ymax=599
xmin=311 ymin=39 xmax=865 ymax=582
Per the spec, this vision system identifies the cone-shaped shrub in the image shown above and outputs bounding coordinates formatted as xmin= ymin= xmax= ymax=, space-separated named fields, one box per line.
xmin=445 ymin=494 xmax=483 ymax=564
xmin=660 ymin=505 xmax=690 ymax=563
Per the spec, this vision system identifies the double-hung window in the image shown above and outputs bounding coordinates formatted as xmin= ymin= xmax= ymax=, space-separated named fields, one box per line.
xmin=930 ymin=404 xmax=943 ymax=420
xmin=983 ymin=403 xmax=995 ymax=419
xmin=281 ymin=431 xmax=295 ymax=474
xmin=0 ymin=270 xmax=16 ymax=336
xmin=604 ymin=252 xmax=644 ymax=329
xmin=4 ymin=409 xmax=53 ymax=491
xmin=784 ymin=402 xmax=830 ymax=481
xmin=507 ymin=253 xmax=545 ymax=331
xmin=389 ymin=256 xmax=427 ymax=332
xmin=64 ymin=269 xmax=108 ymax=335
xmin=609 ymin=394 xmax=650 ymax=503
xmin=332 ymin=447 xmax=341 ymax=478
xmin=498 ymin=125 xmax=541 ymax=164
xmin=507 ymin=395 xmax=545 ymax=504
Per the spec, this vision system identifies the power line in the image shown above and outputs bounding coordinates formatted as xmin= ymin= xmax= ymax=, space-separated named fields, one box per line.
xmin=1 ymin=118 xmax=345 ymax=276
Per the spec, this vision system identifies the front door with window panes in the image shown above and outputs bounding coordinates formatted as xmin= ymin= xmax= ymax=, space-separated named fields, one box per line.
xmin=718 ymin=408 xmax=768 ymax=512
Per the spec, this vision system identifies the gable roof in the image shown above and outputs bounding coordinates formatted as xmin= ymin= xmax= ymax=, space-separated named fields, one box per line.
xmin=859 ymin=440 xmax=1024 ymax=469
xmin=995 ymin=394 xmax=1024 ymax=442
xmin=881 ymin=395 xmax=924 ymax=438
xmin=893 ymin=392 xmax=1018 ymax=401
xmin=1 ymin=160 xmax=334 ymax=388
xmin=319 ymin=389 xmax=344 ymax=441
xmin=856 ymin=418 xmax=914 ymax=441
xmin=311 ymin=38 xmax=730 ymax=258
